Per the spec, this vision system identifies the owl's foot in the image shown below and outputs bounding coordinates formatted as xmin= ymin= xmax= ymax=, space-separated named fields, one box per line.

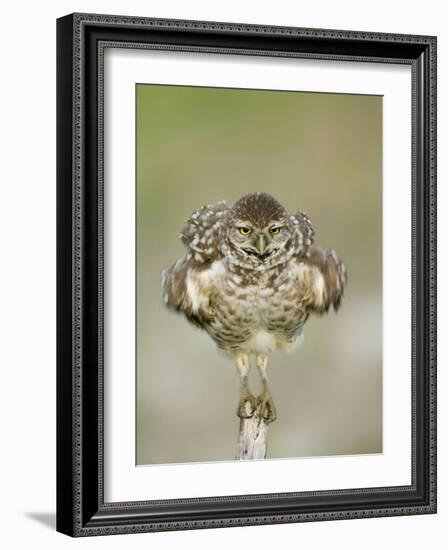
xmin=257 ymin=389 xmax=277 ymax=423
xmin=237 ymin=390 xmax=258 ymax=419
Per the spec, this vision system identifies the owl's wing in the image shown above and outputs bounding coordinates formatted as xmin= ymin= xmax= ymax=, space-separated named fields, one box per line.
xmin=293 ymin=247 xmax=347 ymax=313
xmin=289 ymin=210 xmax=315 ymax=255
xmin=161 ymin=200 xmax=230 ymax=327
xmin=180 ymin=200 xmax=230 ymax=263
xmin=161 ymin=255 xmax=204 ymax=327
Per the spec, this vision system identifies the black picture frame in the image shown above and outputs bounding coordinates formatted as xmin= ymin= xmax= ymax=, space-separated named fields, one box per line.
xmin=57 ymin=13 xmax=437 ymax=537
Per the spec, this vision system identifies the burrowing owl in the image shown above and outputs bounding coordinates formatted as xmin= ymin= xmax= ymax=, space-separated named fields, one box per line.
xmin=161 ymin=192 xmax=347 ymax=422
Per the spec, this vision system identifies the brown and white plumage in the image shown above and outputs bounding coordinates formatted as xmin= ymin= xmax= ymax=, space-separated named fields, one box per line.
xmin=161 ymin=192 xmax=347 ymax=422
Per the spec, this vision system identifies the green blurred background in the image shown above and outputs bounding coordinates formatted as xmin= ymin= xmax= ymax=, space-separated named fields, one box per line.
xmin=136 ymin=84 xmax=382 ymax=465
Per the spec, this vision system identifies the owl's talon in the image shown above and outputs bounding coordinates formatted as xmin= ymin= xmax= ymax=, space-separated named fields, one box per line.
xmin=237 ymin=393 xmax=258 ymax=419
xmin=257 ymin=391 xmax=277 ymax=423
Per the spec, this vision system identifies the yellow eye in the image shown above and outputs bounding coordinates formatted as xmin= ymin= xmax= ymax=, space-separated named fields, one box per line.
xmin=239 ymin=227 xmax=252 ymax=236
xmin=270 ymin=226 xmax=281 ymax=235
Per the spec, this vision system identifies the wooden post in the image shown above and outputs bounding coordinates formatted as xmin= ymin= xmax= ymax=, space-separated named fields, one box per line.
xmin=236 ymin=402 xmax=269 ymax=460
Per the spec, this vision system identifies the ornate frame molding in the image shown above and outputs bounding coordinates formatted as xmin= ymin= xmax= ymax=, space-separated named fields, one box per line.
xmin=57 ymin=13 xmax=437 ymax=537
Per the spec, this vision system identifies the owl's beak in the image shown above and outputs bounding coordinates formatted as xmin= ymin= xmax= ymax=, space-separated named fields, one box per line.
xmin=256 ymin=235 xmax=266 ymax=256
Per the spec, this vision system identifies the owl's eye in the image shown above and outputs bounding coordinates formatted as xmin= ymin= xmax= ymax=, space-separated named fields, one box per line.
xmin=270 ymin=226 xmax=281 ymax=235
xmin=239 ymin=227 xmax=252 ymax=236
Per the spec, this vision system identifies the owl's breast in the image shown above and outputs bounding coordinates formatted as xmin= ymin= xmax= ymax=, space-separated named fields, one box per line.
xmin=206 ymin=267 xmax=308 ymax=353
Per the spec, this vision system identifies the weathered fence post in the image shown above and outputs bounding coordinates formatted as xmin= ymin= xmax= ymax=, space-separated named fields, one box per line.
xmin=236 ymin=402 xmax=269 ymax=460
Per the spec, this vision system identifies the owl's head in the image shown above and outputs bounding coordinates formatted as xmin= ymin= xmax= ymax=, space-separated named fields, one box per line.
xmin=223 ymin=192 xmax=294 ymax=269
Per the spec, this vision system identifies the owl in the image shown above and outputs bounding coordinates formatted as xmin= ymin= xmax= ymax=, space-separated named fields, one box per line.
xmin=161 ymin=192 xmax=347 ymax=423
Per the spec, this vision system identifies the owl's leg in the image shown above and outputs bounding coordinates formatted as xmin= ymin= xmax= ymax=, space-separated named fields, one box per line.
xmin=236 ymin=352 xmax=258 ymax=419
xmin=256 ymin=353 xmax=277 ymax=423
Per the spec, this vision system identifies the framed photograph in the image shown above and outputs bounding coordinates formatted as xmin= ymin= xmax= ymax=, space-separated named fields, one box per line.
xmin=57 ymin=13 xmax=437 ymax=536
